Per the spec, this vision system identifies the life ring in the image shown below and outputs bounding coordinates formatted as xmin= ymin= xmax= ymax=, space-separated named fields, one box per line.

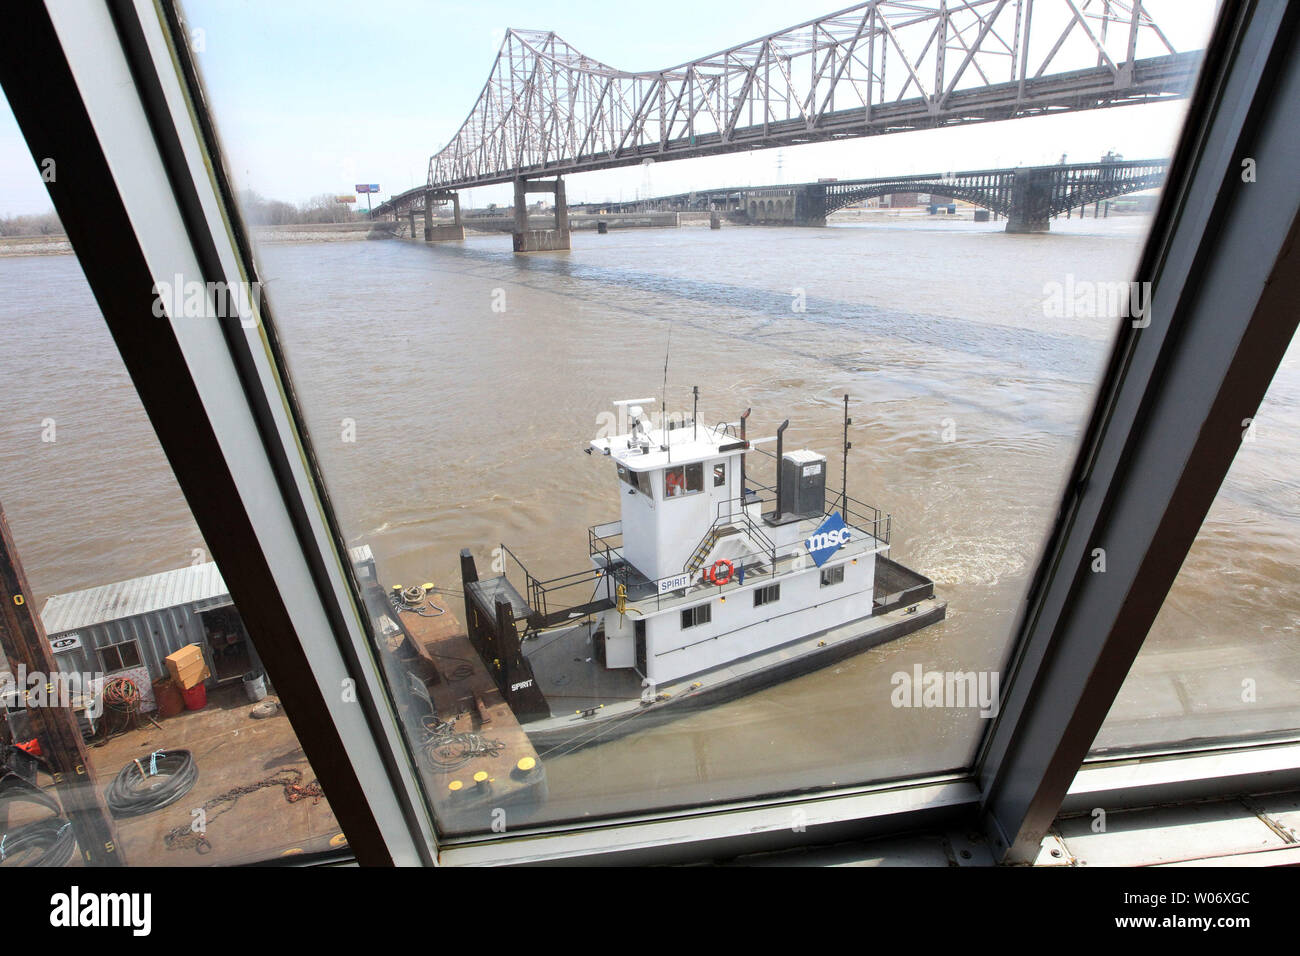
xmin=708 ymin=559 xmax=734 ymax=586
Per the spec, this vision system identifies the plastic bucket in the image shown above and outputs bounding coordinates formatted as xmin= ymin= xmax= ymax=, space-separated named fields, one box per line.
xmin=153 ymin=678 xmax=184 ymax=718
xmin=243 ymin=672 xmax=267 ymax=702
xmin=180 ymin=682 xmax=207 ymax=710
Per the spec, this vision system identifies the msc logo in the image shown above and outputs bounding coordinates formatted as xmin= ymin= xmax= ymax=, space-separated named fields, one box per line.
xmin=805 ymin=512 xmax=851 ymax=567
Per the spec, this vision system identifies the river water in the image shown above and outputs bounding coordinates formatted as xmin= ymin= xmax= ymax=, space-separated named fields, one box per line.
xmin=2 ymin=215 xmax=1295 ymax=831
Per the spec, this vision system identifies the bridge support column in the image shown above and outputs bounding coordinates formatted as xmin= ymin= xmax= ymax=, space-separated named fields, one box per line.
xmin=793 ymin=185 xmax=827 ymax=226
xmin=424 ymin=189 xmax=465 ymax=241
xmin=1005 ymin=168 xmax=1052 ymax=234
xmin=513 ymin=177 xmax=570 ymax=252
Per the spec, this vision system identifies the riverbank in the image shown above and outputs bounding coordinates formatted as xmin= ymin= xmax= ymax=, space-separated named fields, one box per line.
xmin=0 ymin=235 xmax=73 ymax=257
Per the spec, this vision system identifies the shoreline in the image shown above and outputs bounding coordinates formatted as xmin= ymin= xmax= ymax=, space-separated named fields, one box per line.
xmin=1 ymin=208 xmax=1154 ymax=258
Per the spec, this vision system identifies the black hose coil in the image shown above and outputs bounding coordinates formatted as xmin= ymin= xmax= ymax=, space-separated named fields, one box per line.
xmin=0 ymin=817 xmax=76 ymax=867
xmin=105 ymin=749 xmax=198 ymax=818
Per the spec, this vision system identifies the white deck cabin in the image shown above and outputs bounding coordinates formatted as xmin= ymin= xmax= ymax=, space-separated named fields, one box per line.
xmin=586 ymin=401 xmax=890 ymax=685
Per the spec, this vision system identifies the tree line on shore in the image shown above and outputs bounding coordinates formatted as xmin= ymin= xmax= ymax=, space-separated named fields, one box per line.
xmin=238 ymin=190 xmax=365 ymax=226
xmin=0 ymin=211 xmax=63 ymax=237
xmin=2 ymin=191 xmax=366 ymax=237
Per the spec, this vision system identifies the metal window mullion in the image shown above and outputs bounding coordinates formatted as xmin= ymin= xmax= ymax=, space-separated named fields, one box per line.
xmin=978 ymin=0 xmax=1300 ymax=864
xmin=38 ymin=0 xmax=435 ymax=864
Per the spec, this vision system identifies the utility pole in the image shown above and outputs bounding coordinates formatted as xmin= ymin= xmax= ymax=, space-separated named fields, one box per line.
xmin=0 ymin=499 xmax=125 ymax=865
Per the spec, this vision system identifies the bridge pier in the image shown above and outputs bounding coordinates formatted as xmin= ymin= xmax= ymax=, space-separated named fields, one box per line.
xmin=424 ymin=189 xmax=465 ymax=241
xmin=513 ymin=177 xmax=570 ymax=252
xmin=793 ymin=185 xmax=826 ymax=226
xmin=1005 ymin=168 xmax=1052 ymax=234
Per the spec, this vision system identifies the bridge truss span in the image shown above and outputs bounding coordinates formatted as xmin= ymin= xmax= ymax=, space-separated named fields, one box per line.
xmin=818 ymin=157 xmax=1169 ymax=219
xmin=429 ymin=1 xmax=1203 ymax=191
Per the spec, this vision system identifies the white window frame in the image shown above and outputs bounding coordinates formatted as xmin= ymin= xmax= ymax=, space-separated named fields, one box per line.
xmin=5 ymin=0 xmax=1297 ymax=867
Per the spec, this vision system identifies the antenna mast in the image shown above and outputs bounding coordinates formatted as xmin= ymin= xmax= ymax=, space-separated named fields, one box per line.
xmin=661 ymin=323 xmax=671 ymax=458
xmin=842 ymin=394 xmax=852 ymax=514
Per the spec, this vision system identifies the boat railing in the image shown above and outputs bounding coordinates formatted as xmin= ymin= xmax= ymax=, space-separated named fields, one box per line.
xmin=873 ymin=581 xmax=933 ymax=615
xmin=499 ymin=541 xmax=616 ymax=629
xmin=683 ymin=501 xmax=778 ymax=574
xmin=588 ymin=519 xmax=623 ymax=560
xmin=733 ymin=473 xmax=891 ymax=548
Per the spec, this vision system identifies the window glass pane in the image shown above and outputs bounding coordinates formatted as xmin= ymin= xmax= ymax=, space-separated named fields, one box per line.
xmin=1093 ymin=331 xmax=1300 ymax=753
xmin=664 ymin=466 xmax=685 ymax=498
xmin=821 ymin=565 xmax=845 ymax=587
xmin=685 ymin=462 xmax=703 ymax=493
xmin=176 ymin=0 xmax=1219 ymax=836
xmin=0 ymin=91 xmax=342 ymax=866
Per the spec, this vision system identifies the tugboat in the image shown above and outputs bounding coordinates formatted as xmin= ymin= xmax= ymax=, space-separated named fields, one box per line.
xmin=457 ymin=394 xmax=946 ymax=752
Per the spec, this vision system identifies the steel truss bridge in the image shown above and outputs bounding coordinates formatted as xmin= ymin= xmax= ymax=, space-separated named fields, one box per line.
xmin=425 ymin=0 xmax=1199 ymax=191
xmin=586 ymin=157 xmax=1168 ymax=229
xmin=375 ymin=1 xmax=1201 ymax=242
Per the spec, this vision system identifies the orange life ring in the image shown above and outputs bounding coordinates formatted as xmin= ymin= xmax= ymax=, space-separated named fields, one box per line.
xmin=708 ymin=559 xmax=734 ymax=586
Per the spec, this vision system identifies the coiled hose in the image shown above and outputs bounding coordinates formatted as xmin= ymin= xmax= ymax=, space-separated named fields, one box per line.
xmin=105 ymin=749 xmax=198 ymax=818
xmin=0 ymin=772 xmax=76 ymax=867
xmin=0 ymin=817 xmax=76 ymax=867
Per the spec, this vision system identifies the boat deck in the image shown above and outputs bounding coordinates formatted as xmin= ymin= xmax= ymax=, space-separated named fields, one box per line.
xmin=521 ymin=620 xmax=645 ymax=716
xmin=519 ymin=591 xmax=947 ymax=754
xmin=465 ymin=574 xmax=533 ymax=620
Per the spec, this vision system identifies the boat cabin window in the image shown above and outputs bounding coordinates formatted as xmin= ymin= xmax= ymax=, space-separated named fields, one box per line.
xmin=680 ymin=603 xmax=712 ymax=629
xmin=664 ymin=462 xmax=704 ymax=498
xmin=713 ymin=462 xmax=726 ymax=487
xmin=618 ymin=463 xmax=653 ymax=497
xmin=820 ymin=565 xmax=845 ymax=587
xmin=753 ymin=583 xmax=780 ymax=607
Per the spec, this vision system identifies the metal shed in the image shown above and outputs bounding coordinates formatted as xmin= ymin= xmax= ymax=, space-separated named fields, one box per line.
xmin=37 ymin=546 xmax=376 ymax=690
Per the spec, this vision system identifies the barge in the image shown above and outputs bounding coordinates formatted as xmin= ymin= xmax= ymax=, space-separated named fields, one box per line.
xmin=456 ymin=395 xmax=946 ymax=754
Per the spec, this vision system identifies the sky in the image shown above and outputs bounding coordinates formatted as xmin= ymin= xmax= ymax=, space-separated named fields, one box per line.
xmin=0 ymin=0 xmax=1219 ymax=216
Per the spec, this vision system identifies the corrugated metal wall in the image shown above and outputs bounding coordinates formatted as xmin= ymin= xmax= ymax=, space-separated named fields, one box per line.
xmin=49 ymin=602 xmax=212 ymax=685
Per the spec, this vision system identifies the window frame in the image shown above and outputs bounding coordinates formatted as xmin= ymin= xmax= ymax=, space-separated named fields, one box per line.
xmin=663 ymin=462 xmax=704 ymax=499
xmin=819 ymin=565 xmax=845 ymax=587
xmin=3 ymin=0 xmax=1296 ymax=867
xmin=680 ymin=603 xmax=712 ymax=629
xmin=753 ymin=583 xmax=780 ymax=607
xmin=0 ymin=0 xmax=434 ymax=866
xmin=97 ymin=639 xmax=143 ymax=673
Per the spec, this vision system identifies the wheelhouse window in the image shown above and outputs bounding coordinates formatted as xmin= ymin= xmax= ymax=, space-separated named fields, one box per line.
xmin=713 ymin=462 xmax=726 ymax=487
xmin=820 ymin=565 xmax=845 ymax=587
xmin=664 ymin=462 xmax=704 ymax=498
xmin=618 ymin=463 xmax=652 ymax=497
xmin=680 ymin=603 xmax=712 ymax=629
xmin=754 ymin=583 xmax=780 ymax=607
